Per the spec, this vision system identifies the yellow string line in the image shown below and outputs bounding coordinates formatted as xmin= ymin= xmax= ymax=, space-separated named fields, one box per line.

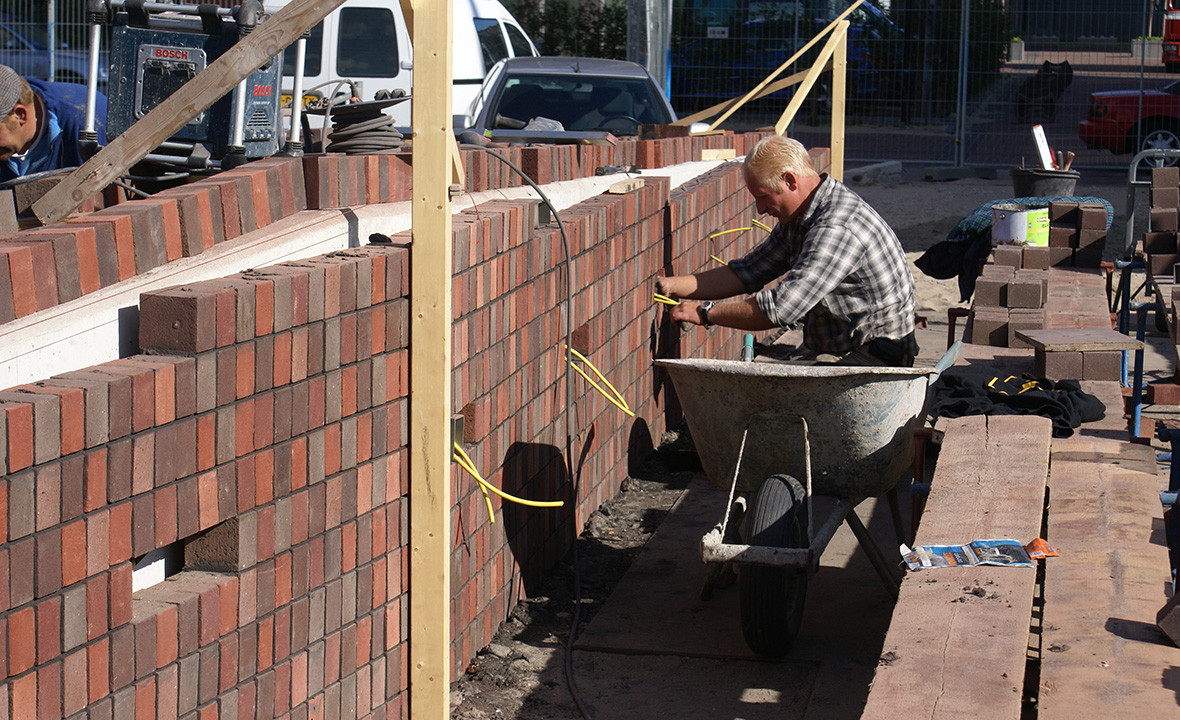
xmin=708 ymin=226 xmax=751 ymax=239
xmin=565 ymin=345 xmax=635 ymax=417
xmin=453 ymin=442 xmax=564 ymax=510
xmin=452 ymin=449 xmax=496 ymax=524
xmin=710 ymin=254 xmax=728 ymax=266
xmin=751 ymin=218 xmax=773 ymax=232
xmin=653 ymin=292 xmax=679 ymax=305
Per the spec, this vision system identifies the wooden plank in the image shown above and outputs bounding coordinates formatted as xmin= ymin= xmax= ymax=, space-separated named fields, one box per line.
xmin=1037 ymin=431 xmax=1175 ymax=719
xmin=862 ymin=414 xmax=1053 ymax=720
xmin=700 ymin=148 xmax=736 ymax=161
xmin=828 ymin=21 xmax=847 ymax=182
xmin=1015 ymin=327 xmax=1143 ymax=352
xmin=32 ymin=0 xmax=348 ymax=226
xmin=706 ymin=0 xmax=864 ymax=131
xmin=672 ymin=69 xmax=810 ymax=127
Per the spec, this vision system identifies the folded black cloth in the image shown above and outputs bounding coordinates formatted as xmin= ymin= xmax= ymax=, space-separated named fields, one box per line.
xmin=929 ymin=365 xmax=1106 ymax=438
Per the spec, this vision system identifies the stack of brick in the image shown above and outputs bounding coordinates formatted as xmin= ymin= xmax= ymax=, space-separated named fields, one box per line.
xmin=1145 ymin=166 xmax=1180 ymax=282
xmin=1047 ymin=199 xmax=1107 ymax=268
xmin=968 ymin=244 xmax=1050 ymax=347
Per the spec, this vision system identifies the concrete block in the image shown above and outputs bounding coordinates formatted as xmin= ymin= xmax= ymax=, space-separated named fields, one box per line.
xmin=1008 ymin=309 xmax=1044 ymax=348
xmin=1079 ymin=202 xmax=1108 ymax=230
xmin=1154 ymin=166 xmax=1180 ymax=187
xmin=1146 ymin=382 xmax=1180 ymax=405
xmin=1082 ymin=350 xmax=1122 ymax=381
xmin=1048 ymin=200 xmax=1079 ymax=225
xmin=1074 ymin=244 xmax=1103 ymax=268
xmin=1049 ymin=225 xmax=1077 ymax=248
xmin=1158 ymin=593 xmax=1180 ymax=647
xmin=1036 ymin=348 xmax=1083 ymax=381
xmin=1077 ymin=228 xmax=1106 ymax=248
xmin=1149 ymin=253 xmax=1178 ymax=279
xmin=969 ymin=307 xmax=1009 ymax=346
xmin=974 ymin=277 xmax=1007 ymax=307
xmin=1006 ymin=278 xmax=1043 ymax=308
xmin=992 ymin=244 xmax=1024 ymax=268
xmin=1143 ymin=231 xmax=1178 ymax=255
xmin=1022 ymin=245 xmax=1050 ymax=270
xmin=1151 ymin=207 xmax=1179 ymax=232
xmin=1154 ymin=186 xmax=1180 ymax=208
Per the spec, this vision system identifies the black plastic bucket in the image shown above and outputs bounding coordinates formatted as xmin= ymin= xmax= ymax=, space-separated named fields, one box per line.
xmin=1010 ymin=167 xmax=1080 ymax=197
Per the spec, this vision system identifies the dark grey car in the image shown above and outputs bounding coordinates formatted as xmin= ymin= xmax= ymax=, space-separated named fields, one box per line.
xmin=0 ymin=16 xmax=109 ymax=89
xmin=461 ymin=56 xmax=678 ymax=137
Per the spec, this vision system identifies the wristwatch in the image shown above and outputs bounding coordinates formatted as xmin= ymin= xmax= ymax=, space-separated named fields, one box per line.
xmin=698 ymin=301 xmax=715 ymax=327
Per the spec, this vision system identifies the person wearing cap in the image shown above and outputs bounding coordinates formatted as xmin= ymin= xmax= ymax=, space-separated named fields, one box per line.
xmin=656 ymin=134 xmax=918 ymax=367
xmin=0 ymin=64 xmax=107 ymax=183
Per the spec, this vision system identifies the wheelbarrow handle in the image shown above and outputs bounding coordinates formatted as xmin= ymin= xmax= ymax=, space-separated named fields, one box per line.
xmin=931 ymin=341 xmax=963 ymax=381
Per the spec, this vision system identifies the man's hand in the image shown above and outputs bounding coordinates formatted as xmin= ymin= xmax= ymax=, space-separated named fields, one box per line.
xmin=655 ymin=275 xmax=690 ymax=300
xmin=668 ymin=299 xmax=704 ymax=326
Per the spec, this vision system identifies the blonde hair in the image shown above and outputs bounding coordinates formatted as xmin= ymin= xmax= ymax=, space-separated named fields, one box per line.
xmin=743 ymin=135 xmax=818 ymax=191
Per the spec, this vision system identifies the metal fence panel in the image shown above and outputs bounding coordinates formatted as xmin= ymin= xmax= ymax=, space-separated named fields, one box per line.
xmin=2 ymin=1 xmax=94 ymax=84
xmin=669 ymin=0 xmax=1167 ymax=171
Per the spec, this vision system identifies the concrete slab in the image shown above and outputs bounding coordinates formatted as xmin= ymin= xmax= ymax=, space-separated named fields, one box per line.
xmin=572 ymin=651 xmax=817 ymax=720
xmin=574 ymin=474 xmax=904 ymax=719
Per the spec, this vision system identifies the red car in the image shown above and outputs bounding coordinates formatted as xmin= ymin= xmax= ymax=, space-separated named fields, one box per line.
xmin=1079 ymin=81 xmax=1180 ymax=164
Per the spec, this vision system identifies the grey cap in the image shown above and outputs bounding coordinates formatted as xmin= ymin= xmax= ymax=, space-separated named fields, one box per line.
xmin=0 ymin=64 xmax=21 ymax=118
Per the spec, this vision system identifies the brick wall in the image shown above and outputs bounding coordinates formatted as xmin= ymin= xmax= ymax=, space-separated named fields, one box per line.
xmin=0 ymin=131 xmax=773 ymax=718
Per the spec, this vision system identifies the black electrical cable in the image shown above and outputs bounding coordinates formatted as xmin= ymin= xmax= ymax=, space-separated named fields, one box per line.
xmin=459 ymin=143 xmax=595 ymax=720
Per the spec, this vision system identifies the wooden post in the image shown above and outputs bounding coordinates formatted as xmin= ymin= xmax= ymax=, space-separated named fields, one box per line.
xmin=407 ymin=0 xmax=454 ymax=718
xmin=706 ymin=0 xmax=864 ymax=132
xmin=773 ymin=27 xmax=843 ymax=138
xmin=830 ymin=21 xmax=848 ymax=182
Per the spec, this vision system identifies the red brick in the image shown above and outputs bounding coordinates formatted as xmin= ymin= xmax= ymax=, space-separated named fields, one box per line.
xmin=10 ymin=670 xmax=35 ymax=718
xmin=36 ymin=526 xmax=62 ymax=595
xmin=72 ymin=214 xmax=137 ymax=280
xmin=108 ymin=501 xmax=133 ymax=566
xmin=139 ymin=288 xmax=218 ymax=353
xmin=138 ymin=196 xmax=185 ymax=261
xmin=63 ymin=647 xmax=87 ymax=715
xmin=61 ymin=519 xmax=88 ymax=586
xmin=8 ymin=605 xmax=35 ymax=674
xmin=1 ymin=400 xmax=35 ymax=472
xmin=0 ymin=239 xmax=57 ymax=311
xmin=86 ymin=509 xmax=109 ymax=576
xmin=87 ymin=637 xmax=109 ymax=702
xmin=36 ymin=596 xmax=61 ymax=664
xmin=110 ymin=563 xmax=133 ymax=626
xmin=0 ymin=251 xmax=15 ymax=323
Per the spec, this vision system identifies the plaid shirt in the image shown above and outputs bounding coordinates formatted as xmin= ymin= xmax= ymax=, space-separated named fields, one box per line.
xmin=729 ymin=175 xmax=916 ymax=355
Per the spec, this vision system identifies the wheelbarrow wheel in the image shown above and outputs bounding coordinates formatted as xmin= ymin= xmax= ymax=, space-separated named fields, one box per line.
xmin=740 ymin=474 xmax=809 ymax=658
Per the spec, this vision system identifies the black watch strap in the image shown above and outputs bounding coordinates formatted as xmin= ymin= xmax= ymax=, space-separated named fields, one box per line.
xmin=699 ymin=301 xmax=714 ymax=327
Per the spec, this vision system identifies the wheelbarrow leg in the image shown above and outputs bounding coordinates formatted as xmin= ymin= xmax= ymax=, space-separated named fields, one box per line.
xmin=885 ymin=487 xmax=906 ymax=550
xmin=845 ymin=508 xmax=900 ymax=600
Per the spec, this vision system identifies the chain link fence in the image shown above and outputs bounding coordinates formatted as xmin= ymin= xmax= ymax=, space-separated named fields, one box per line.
xmin=670 ymin=0 xmax=1170 ymax=171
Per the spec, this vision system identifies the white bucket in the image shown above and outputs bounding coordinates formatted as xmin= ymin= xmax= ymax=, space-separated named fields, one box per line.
xmin=991 ymin=202 xmax=1049 ymax=246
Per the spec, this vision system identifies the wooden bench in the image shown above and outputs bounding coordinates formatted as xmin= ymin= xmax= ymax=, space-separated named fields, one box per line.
xmin=862 ymin=413 xmax=1053 ymax=719
xmin=1036 ymin=381 xmax=1175 ymax=718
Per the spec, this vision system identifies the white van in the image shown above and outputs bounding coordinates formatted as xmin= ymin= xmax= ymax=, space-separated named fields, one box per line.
xmin=264 ymin=0 xmax=538 ymax=127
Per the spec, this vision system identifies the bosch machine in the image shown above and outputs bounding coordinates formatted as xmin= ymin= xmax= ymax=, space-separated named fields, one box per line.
xmin=96 ymin=0 xmax=283 ymax=174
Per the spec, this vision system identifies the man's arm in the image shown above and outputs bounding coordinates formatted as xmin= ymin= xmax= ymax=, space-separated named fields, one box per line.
xmin=655 ymin=265 xmax=748 ymax=301
xmin=666 ymin=297 xmax=775 ymax=331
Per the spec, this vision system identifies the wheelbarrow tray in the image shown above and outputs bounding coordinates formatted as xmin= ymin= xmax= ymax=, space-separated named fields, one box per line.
xmin=655 ymin=358 xmax=938 ymax=498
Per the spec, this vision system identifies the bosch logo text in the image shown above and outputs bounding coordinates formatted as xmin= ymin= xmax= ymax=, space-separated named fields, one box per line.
xmin=153 ymin=48 xmax=191 ymax=60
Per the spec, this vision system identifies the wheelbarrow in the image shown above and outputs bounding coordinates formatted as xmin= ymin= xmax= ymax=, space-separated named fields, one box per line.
xmin=654 ymin=343 xmax=960 ymax=657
